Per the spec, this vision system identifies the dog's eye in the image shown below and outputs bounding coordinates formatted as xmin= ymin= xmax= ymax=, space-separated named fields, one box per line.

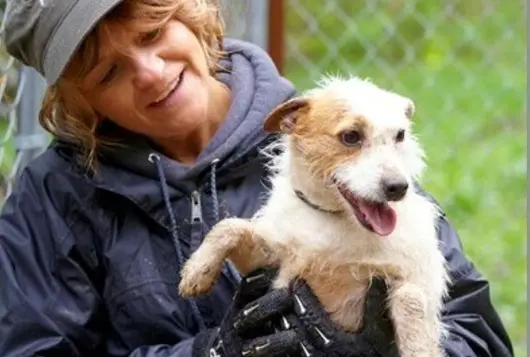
xmin=340 ymin=130 xmax=362 ymax=146
xmin=395 ymin=129 xmax=405 ymax=142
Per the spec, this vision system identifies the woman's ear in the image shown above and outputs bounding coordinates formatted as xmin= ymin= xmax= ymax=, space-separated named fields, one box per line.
xmin=264 ymin=97 xmax=310 ymax=134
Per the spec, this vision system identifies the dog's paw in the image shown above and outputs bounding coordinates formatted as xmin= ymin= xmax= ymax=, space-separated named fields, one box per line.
xmin=178 ymin=255 xmax=222 ymax=298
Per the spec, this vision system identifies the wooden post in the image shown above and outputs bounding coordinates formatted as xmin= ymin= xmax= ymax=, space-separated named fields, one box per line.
xmin=268 ymin=0 xmax=285 ymax=74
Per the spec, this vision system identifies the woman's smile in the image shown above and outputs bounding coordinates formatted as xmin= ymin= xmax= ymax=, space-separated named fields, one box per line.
xmin=148 ymin=68 xmax=185 ymax=108
xmin=80 ymin=19 xmax=229 ymax=149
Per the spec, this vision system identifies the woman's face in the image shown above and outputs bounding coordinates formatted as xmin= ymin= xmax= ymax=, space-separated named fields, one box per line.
xmin=79 ymin=19 xmax=217 ymax=141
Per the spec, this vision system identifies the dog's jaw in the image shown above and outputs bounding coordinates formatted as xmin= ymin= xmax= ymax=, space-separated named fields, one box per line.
xmin=335 ymin=181 xmax=397 ymax=236
xmin=288 ymin=144 xmax=400 ymax=237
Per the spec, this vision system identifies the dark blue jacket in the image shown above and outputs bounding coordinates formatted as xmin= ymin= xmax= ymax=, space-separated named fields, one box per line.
xmin=0 ymin=39 xmax=513 ymax=357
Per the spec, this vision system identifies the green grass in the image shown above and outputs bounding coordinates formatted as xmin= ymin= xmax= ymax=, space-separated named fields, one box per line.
xmin=284 ymin=1 xmax=526 ymax=355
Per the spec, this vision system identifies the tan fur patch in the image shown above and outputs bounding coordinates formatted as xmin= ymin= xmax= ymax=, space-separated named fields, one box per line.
xmin=291 ymin=96 xmax=370 ymax=182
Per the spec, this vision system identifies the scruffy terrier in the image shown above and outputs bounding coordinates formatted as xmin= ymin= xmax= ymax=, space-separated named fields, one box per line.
xmin=179 ymin=75 xmax=450 ymax=357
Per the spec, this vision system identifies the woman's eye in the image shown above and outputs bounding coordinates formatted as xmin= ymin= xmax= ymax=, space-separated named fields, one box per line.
xmin=141 ymin=28 xmax=162 ymax=44
xmin=100 ymin=64 xmax=118 ymax=84
xmin=339 ymin=130 xmax=363 ymax=146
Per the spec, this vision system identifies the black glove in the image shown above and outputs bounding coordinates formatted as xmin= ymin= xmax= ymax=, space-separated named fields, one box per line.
xmin=285 ymin=278 xmax=400 ymax=357
xmin=192 ymin=267 xmax=300 ymax=357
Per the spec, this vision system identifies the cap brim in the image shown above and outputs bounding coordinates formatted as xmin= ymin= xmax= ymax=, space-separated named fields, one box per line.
xmin=43 ymin=0 xmax=123 ymax=84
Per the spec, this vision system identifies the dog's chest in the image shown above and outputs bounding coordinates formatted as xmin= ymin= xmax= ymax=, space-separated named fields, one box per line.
xmin=262 ymin=204 xmax=352 ymax=247
xmin=306 ymin=265 xmax=369 ymax=332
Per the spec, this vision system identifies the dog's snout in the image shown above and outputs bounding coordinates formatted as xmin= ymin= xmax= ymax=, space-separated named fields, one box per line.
xmin=382 ymin=179 xmax=409 ymax=201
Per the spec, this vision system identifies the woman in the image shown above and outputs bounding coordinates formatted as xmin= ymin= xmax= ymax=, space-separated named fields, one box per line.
xmin=0 ymin=0 xmax=513 ymax=356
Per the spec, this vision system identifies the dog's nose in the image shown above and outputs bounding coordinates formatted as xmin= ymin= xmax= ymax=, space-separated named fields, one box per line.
xmin=382 ymin=179 xmax=409 ymax=201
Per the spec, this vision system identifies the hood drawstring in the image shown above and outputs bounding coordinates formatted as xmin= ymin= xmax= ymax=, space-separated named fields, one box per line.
xmin=210 ymin=158 xmax=221 ymax=223
xmin=148 ymin=153 xmax=206 ymax=331
xmin=209 ymin=159 xmax=242 ymax=284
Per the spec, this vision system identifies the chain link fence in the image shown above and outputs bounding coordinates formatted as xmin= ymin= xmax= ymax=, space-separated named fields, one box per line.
xmin=0 ymin=0 xmax=525 ymax=354
xmin=0 ymin=1 xmax=49 ymax=198
xmin=283 ymin=1 xmax=526 ymax=355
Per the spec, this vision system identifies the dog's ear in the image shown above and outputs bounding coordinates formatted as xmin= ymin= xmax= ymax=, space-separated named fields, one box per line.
xmin=264 ymin=97 xmax=310 ymax=133
xmin=405 ymin=99 xmax=415 ymax=120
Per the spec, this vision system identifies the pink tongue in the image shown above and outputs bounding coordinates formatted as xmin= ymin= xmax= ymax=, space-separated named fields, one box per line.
xmin=358 ymin=201 xmax=396 ymax=236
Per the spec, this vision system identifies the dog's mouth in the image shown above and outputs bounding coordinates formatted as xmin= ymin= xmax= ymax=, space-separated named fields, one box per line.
xmin=336 ymin=183 xmax=396 ymax=236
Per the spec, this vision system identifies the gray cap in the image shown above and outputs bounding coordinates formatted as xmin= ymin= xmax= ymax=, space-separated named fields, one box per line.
xmin=2 ymin=0 xmax=123 ymax=84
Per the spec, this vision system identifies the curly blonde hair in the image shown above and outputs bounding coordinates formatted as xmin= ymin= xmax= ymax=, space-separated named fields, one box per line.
xmin=39 ymin=0 xmax=225 ymax=171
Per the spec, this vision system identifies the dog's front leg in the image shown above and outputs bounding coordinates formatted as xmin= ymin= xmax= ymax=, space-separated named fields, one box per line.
xmin=388 ymin=282 xmax=444 ymax=357
xmin=179 ymin=217 xmax=272 ymax=298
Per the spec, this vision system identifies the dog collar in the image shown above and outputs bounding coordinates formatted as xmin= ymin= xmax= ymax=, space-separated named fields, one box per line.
xmin=294 ymin=190 xmax=342 ymax=214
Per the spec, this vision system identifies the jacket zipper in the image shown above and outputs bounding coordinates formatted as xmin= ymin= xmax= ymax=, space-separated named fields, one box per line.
xmin=190 ymin=189 xmax=238 ymax=284
xmin=190 ymin=190 xmax=202 ymax=223
xmin=189 ymin=190 xmax=204 ymax=254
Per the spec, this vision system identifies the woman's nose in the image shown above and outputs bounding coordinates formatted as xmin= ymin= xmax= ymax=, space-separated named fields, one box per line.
xmin=132 ymin=52 xmax=165 ymax=90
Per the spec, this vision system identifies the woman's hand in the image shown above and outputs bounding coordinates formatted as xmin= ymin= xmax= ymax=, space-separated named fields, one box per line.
xmin=285 ymin=278 xmax=400 ymax=357
xmin=192 ymin=267 xmax=399 ymax=357
xmin=192 ymin=267 xmax=299 ymax=357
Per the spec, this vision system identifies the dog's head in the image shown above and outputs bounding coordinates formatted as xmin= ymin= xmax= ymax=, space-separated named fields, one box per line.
xmin=264 ymin=75 xmax=426 ymax=236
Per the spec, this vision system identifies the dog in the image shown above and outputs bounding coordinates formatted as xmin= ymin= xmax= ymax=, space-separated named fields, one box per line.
xmin=179 ymin=75 xmax=450 ymax=357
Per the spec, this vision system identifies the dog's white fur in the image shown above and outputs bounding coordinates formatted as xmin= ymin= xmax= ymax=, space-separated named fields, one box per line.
xmin=179 ymin=75 xmax=450 ymax=357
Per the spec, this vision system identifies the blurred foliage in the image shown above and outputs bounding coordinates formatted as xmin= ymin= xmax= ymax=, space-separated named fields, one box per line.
xmin=284 ymin=0 xmax=526 ymax=355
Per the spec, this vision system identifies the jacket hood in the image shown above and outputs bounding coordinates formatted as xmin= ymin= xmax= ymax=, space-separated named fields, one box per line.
xmin=76 ymin=38 xmax=297 ymax=329
xmin=93 ymin=37 xmax=296 ymax=188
